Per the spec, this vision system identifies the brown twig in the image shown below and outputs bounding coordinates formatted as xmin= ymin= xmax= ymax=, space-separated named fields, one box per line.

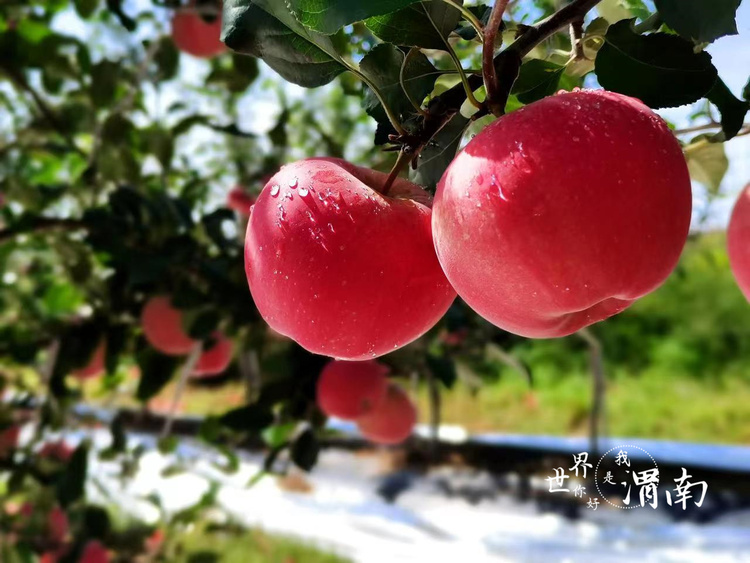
xmin=577 ymin=328 xmax=606 ymax=459
xmin=483 ymin=0 xmax=511 ymax=116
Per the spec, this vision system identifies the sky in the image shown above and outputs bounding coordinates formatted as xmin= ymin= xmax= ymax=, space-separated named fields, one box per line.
xmin=51 ymin=0 xmax=750 ymax=229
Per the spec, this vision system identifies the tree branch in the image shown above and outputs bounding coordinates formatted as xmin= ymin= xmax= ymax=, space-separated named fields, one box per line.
xmin=578 ymin=328 xmax=606 ymax=459
xmin=394 ymin=0 xmax=604 ymax=156
xmin=0 ymin=217 xmax=86 ymax=244
xmin=483 ymin=0 xmax=510 ymax=116
xmin=0 ymin=64 xmax=86 ymax=157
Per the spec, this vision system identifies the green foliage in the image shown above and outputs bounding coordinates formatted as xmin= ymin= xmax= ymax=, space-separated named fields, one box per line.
xmin=365 ymin=1 xmax=463 ymax=50
xmin=595 ymin=20 xmax=718 ymax=109
xmin=653 ymin=0 xmax=742 ymax=43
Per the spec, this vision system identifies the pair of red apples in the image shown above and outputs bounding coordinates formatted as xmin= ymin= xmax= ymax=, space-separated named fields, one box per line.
xmin=71 ymin=296 xmax=234 ymax=381
xmin=244 ymin=90 xmax=694 ymax=360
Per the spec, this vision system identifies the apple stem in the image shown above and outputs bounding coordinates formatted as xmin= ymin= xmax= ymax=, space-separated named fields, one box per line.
xmin=160 ymin=342 xmax=203 ymax=439
xmin=578 ymin=328 xmax=607 ymax=459
xmin=482 ymin=0 xmax=511 ymax=117
xmin=381 ymin=150 xmax=413 ymax=196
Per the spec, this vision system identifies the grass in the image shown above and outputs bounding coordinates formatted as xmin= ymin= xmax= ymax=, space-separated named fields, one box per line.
xmin=168 ymin=523 xmax=351 ymax=563
xmin=414 ymin=366 xmax=750 ymax=444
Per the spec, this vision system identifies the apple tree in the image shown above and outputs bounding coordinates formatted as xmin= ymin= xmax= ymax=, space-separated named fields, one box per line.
xmin=0 ymin=0 xmax=748 ymax=560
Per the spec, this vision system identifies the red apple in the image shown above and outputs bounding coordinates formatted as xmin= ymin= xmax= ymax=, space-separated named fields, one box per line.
xmin=356 ymin=383 xmax=416 ymax=444
xmin=145 ymin=528 xmax=165 ymax=554
xmin=72 ymin=340 xmax=106 ymax=380
xmin=227 ymin=186 xmax=255 ymax=216
xmin=728 ymin=184 xmax=750 ymax=301
xmin=0 ymin=425 xmax=19 ymax=457
xmin=39 ymin=440 xmax=74 ymax=463
xmin=433 ymin=89 xmax=692 ymax=338
xmin=192 ymin=332 xmax=233 ymax=377
xmin=244 ymin=158 xmax=456 ymax=360
xmin=317 ymin=360 xmax=389 ymax=420
xmin=171 ymin=2 xmax=225 ymax=59
xmin=80 ymin=540 xmax=109 ymax=563
xmin=47 ymin=506 xmax=68 ymax=544
xmin=141 ymin=296 xmax=197 ymax=355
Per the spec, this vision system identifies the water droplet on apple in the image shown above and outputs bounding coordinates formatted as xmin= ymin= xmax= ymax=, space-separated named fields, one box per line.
xmin=270 ymin=185 xmax=280 ymax=197
xmin=299 ymin=187 xmax=309 ymax=197
xmin=289 ymin=178 xmax=298 ymax=189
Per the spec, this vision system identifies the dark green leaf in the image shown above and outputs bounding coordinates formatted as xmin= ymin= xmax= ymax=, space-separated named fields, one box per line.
xmin=360 ymin=44 xmax=438 ymax=125
xmin=512 ymin=59 xmax=565 ymax=104
xmin=653 ymin=0 xmax=741 ymax=43
xmin=81 ymin=505 xmax=111 ymax=539
xmin=365 ymin=1 xmax=463 ymax=50
xmin=288 ymin=0 xmax=421 ymax=34
xmin=595 ymin=19 xmax=718 ymax=109
xmin=56 ymin=443 xmax=88 ymax=507
xmin=218 ymin=404 xmax=274 ymax=433
xmin=455 ymin=4 xmax=491 ymax=40
xmin=411 ymin=112 xmax=469 ymax=189
xmin=109 ymin=412 xmax=127 ymax=453
xmin=74 ymin=0 xmax=99 ymax=18
xmin=744 ymin=76 xmax=750 ymax=101
xmin=90 ymin=60 xmax=120 ymax=108
xmin=154 ymin=36 xmax=179 ymax=80
xmin=290 ymin=428 xmax=319 ymax=471
xmin=223 ymin=0 xmax=346 ymax=87
xmin=136 ymin=349 xmax=180 ymax=402
xmin=707 ymin=78 xmax=750 ymax=141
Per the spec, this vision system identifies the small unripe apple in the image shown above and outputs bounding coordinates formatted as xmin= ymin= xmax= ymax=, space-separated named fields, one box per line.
xmin=141 ymin=296 xmax=196 ymax=355
xmin=317 ymin=360 xmax=389 ymax=420
xmin=72 ymin=340 xmax=106 ymax=380
xmin=192 ymin=332 xmax=233 ymax=377
xmin=171 ymin=2 xmax=225 ymax=59
xmin=227 ymin=186 xmax=255 ymax=216
xmin=245 ymin=158 xmax=456 ymax=360
xmin=728 ymin=184 xmax=750 ymax=301
xmin=39 ymin=440 xmax=74 ymax=463
xmin=0 ymin=425 xmax=20 ymax=457
xmin=47 ymin=506 xmax=68 ymax=544
xmin=433 ymin=89 xmax=692 ymax=338
xmin=80 ymin=540 xmax=109 ymax=563
xmin=356 ymin=383 xmax=416 ymax=444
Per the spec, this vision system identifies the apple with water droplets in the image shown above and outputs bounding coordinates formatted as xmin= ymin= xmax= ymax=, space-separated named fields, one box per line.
xmin=432 ymin=89 xmax=692 ymax=338
xmin=728 ymin=184 xmax=750 ymax=302
xmin=171 ymin=1 xmax=225 ymax=59
xmin=244 ymin=158 xmax=456 ymax=360
xmin=317 ymin=360 xmax=388 ymax=420
xmin=356 ymin=383 xmax=416 ymax=444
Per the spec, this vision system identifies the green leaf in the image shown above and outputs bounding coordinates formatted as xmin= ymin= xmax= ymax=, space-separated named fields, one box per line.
xmin=411 ymin=112 xmax=469 ymax=189
xmin=90 ymin=60 xmax=120 ymax=108
xmin=154 ymin=36 xmax=179 ymax=80
xmin=223 ymin=0 xmax=347 ymax=88
xmin=136 ymin=349 xmax=180 ymax=402
xmin=56 ymin=443 xmax=89 ymax=507
xmin=74 ymin=0 xmax=99 ymax=18
xmin=707 ymin=78 xmax=750 ymax=141
xmin=455 ymin=4 xmax=491 ymax=40
xmin=290 ymin=428 xmax=319 ymax=471
xmin=360 ymin=44 xmax=438 ymax=125
xmin=105 ymin=0 xmax=136 ymax=31
xmin=595 ymin=19 xmax=718 ymax=109
xmin=365 ymin=1 xmax=463 ymax=50
xmin=743 ymin=76 xmax=750 ymax=101
xmin=653 ymin=0 xmax=741 ymax=43
xmin=685 ymin=136 xmax=729 ymax=194
xmin=512 ymin=59 xmax=565 ymax=104
xmin=219 ymin=404 xmax=274 ymax=433
xmin=288 ymin=0 xmax=421 ymax=34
